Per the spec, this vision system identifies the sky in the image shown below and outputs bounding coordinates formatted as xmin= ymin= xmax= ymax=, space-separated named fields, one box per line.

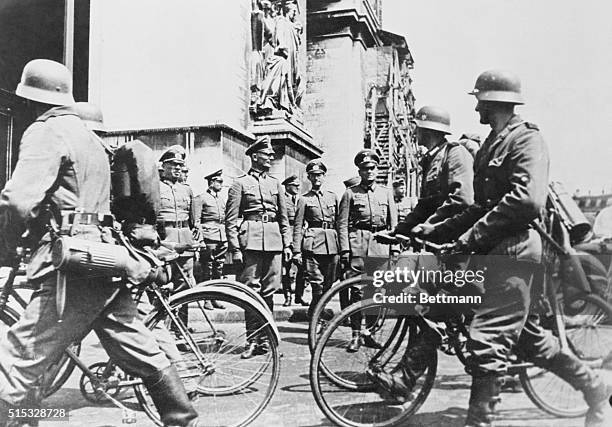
xmin=383 ymin=0 xmax=612 ymax=195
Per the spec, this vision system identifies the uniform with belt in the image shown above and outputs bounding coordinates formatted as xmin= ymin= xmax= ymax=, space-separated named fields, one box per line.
xmin=432 ymin=70 xmax=610 ymax=426
xmin=225 ymin=136 xmax=291 ymax=357
xmin=281 ymin=174 xmax=305 ymax=306
xmin=337 ymin=150 xmax=397 ymax=351
xmin=196 ymin=170 xmax=228 ymax=282
xmin=293 ymin=160 xmax=339 ymax=316
xmin=0 ymin=59 xmax=197 ymax=427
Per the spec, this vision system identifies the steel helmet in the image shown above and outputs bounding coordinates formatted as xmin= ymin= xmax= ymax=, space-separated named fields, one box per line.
xmin=16 ymin=59 xmax=75 ymax=105
xmin=469 ymin=70 xmax=524 ymax=104
xmin=74 ymin=102 xmax=105 ymax=132
xmin=415 ymin=106 xmax=451 ymax=134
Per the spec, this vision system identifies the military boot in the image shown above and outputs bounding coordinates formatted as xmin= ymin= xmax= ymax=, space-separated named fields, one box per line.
xmin=346 ymin=331 xmax=361 ymax=353
xmin=142 ymin=365 xmax=199 ymax=427
xmin=240 ymin=340 xmax=259 ymax=359
xmin=543 ymin=352 xmax=612 ymax=427
xmin=368 ymin=332 xmax=438 ymax=403
xmin=464 ymin=375 xmax=503 ymax=427
xmin=283 ymin=292 xmax=292 ymax=307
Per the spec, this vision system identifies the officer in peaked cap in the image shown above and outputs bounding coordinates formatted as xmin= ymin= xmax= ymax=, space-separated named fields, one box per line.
xmin=281 ymin=174 xmax=302 ymax=306
xmin=158 ymin=145 xmax=199 ymax=320
xmin=337 ymin=148 xmax=397 ymax=352
xmin=225 ymin=135 xmax=291 ymax=359
xmin=392 ymin=178 xmax=413 ymax=223
xmin=293 ymin=159 xmax=340 ymax=322
xmin=194 ymin=168 xmax=227 ymax=310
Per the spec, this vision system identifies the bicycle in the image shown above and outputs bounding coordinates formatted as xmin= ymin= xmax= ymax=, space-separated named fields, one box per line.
xmin=308 ymin=234 xmax=612 ymax=427
xmin=0 ymin=245 xmax=281 ymax=427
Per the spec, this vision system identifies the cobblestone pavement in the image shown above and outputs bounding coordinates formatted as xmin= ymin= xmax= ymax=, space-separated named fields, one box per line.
xmin=32 ymin=309 xmax=609 ymax=427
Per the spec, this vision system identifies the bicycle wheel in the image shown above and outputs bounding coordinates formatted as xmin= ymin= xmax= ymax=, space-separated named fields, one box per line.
xmin=134 ymin=287 xmax=280 ymax=427
xmin=520 ymin=293 xmax=612 ymax=418
xmin=310 ymin=299 xmax=437 ymax=427
xmin=308 ymin=276 xmax=366 ymax=354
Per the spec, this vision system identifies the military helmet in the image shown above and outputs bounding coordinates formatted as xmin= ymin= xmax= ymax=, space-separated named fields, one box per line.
xmin=16 ymin=59 xmax=75 ymax=106
xmin=415 ymin=106 xmax=451 ymax=134
xmin=354 ymin=149 xmax=380 ymax=167
xmin=74 ymin=102 xmax=104 ymax=132
xmin=469 ymin=70 xmax=524 ymax=104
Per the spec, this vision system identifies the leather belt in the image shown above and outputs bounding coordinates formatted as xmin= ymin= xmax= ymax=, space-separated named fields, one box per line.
xmin=244 ymin=213 xmax=277 ymax=223
xmin=159 ymin=220 xmax=190 ymax=228
xmin=351 ymin=224 xmax=387 ymax=232
xmin=309 ymin=221 xmax=335 ymax=229
xmin=61 ymin=211 xmax=112 ymax=226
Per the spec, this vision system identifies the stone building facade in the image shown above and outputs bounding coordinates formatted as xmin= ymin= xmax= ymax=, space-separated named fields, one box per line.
xmin=0 ymin=0 xmax=415 ymax=198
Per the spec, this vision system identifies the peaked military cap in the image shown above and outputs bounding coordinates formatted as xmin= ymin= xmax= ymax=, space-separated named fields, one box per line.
xmin=246 ymin=135 xmax=275 ymax=156
xmin=354 ymin=149 xmax=379 ymax=167
xmin=306 ymin=159 xmax=327 ymax=174
xmin=282 ymin=174 xmax=300 ymax=186
xmin=205 ymin=169 xmax=223 ymax=181
xmin=160 ymin=145 xmax=186 ymax=164
xmin=392 ymin=178 xmax=405 ymax=188
xmin=343 ymin=176 xmax=361 ymax=188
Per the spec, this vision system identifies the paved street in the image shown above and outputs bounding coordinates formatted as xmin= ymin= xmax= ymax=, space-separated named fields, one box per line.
xmin=31 ymin=295 xmax=605 ymax=427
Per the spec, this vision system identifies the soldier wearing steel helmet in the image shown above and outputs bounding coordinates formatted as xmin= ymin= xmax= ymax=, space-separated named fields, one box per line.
xmin=292 ymin=159 xmax=340 ymax=320
xmin=337 ymin=149 xmax=398 ymax=352
xmin=0 ymin=60 xmax=198 ymax=426
xmin=369 ymin=106 xmax=474 ymax=401
xmin=425 ymin=70 xmax=610 ymax=427
xmin=225 ymin=136 xmax=292 ymax=359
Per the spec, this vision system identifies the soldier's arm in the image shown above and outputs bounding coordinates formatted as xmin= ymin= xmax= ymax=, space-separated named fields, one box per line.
xmin=225 ymin=180 xmax=243 ymax=253
xmin=426 ymin=145 xmax=474 ymax=225
xmin=188 ymin=187 xmax=199 ymax=229
xmin=292 ymin=196 xmax=306 ymax=253
xmin=0 ymin=124 xmax=65 ymax=258
xmin=276 ymin=180 xmax=292 ymax=249
xmin=394 ymin=196 xmax=434 ymax=236
xmin=468 ymin=130 xmax=549 ymax=252
xmin=338 ymin=190 xmax=352 ymax=253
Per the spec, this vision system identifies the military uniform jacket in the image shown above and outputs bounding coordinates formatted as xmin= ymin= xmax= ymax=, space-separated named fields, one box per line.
xmin=397 ymin=141 xmax=474 ymax=235
xmin=196 ymin=189 xmax=227 ymax=242
xmin=225 ymin=169 xmax=291 ymax=252
xmin=158 ymin=180 xmax=197 ymax=246
xmin=293 ymin=189 xmax=340 ymax=255
xmin=338 ymin=183 xmax=398 ymax=257
xmin=436 ymin=115 xmax=549 ymax=260
xmin=0 ymin=105 xmax=111 ymax=280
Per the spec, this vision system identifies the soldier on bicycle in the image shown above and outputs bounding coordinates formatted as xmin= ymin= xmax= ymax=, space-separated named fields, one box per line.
xmin=421 ymin=70 xmax=610 ymax=426
xmin=369 ymin=106 xmax=474 ymax=397
xmin=0 ymin=59 xmax=198 ymax=426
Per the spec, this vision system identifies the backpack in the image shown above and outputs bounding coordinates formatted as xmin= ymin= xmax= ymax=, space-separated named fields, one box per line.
xmin=111 ymin=140 xmax=161 ymax=225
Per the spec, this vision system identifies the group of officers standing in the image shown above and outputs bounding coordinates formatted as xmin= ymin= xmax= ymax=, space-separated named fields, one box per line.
xmin=0 ymin=56 xmax=609 ymax=427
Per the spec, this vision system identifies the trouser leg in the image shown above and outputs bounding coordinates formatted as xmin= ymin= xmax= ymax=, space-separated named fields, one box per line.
xmin=0 ymin=274 xmax=121 ymax=406
xmin=172 ymin=257 xmax=194 ymax=331
xmin=137 ymin=291 xmax=181 ymax=362
xmin=294 ymin=263 xmax=306 ymax=303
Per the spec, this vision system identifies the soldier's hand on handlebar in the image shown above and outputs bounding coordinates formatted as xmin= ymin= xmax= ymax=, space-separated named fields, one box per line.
xmin=411 ymin=223 xmax=435 ymax=238
xmin=373 ymin=231 xmax=397 ymax=244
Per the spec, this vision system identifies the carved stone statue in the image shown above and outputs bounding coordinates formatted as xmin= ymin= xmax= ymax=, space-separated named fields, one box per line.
xmin=251 ymin=0 xmax=303 ymax=118
xmin=250 ymin=0 xmax=275 ymax=111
